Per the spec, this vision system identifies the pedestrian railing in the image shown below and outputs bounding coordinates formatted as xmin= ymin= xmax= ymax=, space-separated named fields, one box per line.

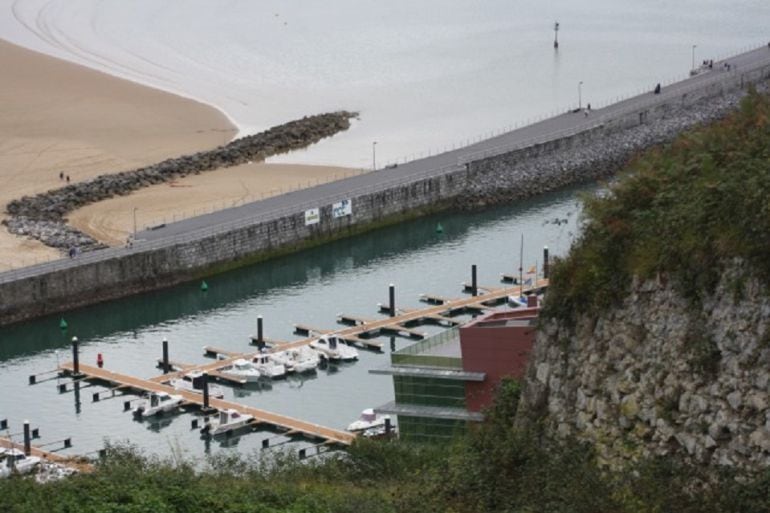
xmin=2 ymin=45 xmax=770 ymax=285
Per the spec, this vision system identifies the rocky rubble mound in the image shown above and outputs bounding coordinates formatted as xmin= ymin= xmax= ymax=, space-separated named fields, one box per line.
xmin=5 ymin=216 xmax=107 ymax=252
xmin=459 ymin=84 xmax=766 ymax=208
xmin=2 ymin=111 xmax=357 ymax=252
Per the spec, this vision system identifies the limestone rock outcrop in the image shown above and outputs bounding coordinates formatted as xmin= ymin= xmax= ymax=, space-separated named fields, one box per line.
xmin=520 ymin=261 xmax=770 ymax=473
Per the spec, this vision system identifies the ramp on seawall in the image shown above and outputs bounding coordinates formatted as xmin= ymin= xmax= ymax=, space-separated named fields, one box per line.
xmin=1 ymin=46 xmax=770 ymax=326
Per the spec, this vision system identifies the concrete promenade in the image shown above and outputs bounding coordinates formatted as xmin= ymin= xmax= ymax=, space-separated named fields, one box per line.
xmin=135 ymin=45 xmax=770 ymax=240
xmin=0 ymin=44 xmax=769 ymax=313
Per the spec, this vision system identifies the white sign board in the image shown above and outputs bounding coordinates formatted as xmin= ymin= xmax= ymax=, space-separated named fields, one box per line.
xmin=332 ymin=199 xmax=352 ymax=218
xmin=304 ymin=207 xmax=320 ymax=226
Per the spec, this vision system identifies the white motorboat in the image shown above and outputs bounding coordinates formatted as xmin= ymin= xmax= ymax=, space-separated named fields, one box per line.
xmin=1 ymin=448 xmax=41 ymax=477
xmin=35 ymin=462 xmax=77 ymax=483
xmin=218 ymin=358 xmax=262 ymax=382
xmin=0 ymin=449 xmax=8 ymax=479
xmin=133 ymin=391 xmax=184 ymax=418
xmin=347 ymin=408 xmax=390 ymax=433
xmin=507 ymin=295 xmax=529 ymax=308
xmin=201 ymin=409 xmax=254 ymax=436
xmin=310 ymin=335 xmax=359 ymax=361
xmin=251 ymin=351 xmax=286 ymax=379
xmin=271 ymin=346 xmax=320 ymax=373
xmin=169 ymin=371 xmax=226 ymax=398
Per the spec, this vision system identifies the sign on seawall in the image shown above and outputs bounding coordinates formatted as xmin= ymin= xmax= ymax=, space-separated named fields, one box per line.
xmin=305 ymin=207 xmax=320 ymax=226
xmin=332 ymin=199 xmax=352 ymax=218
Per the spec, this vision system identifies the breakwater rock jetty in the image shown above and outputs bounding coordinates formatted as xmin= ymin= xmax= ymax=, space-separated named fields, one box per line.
xmin=1 ymin=46 xmax=769 ymax=327
xmin=3 ymin=111 xmax=357 ymax=250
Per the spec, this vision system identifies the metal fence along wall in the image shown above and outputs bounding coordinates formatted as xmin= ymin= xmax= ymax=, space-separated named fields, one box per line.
xmin=1 ymin=46 xmax=769 ymax=324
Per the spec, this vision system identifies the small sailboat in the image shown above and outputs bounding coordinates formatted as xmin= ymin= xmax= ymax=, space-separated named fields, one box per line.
xmin=169 ymin=371 xmax=226 ymax=398
xmin=200 ymin=409 xmax=254 ymax=436
xmin=0 ymin=448 xmax=42 ymax=477
xmin=133 ymin=391 xmax=184 ymax=418
xmin=310 ymin=335 xmax=358 ymax=361
xmin=271 ymin=346 xmax=320 ymax=373
xmin=218 ymin=358 xmax=262 ymax=382
xmin=251 ymin=351 xmax=286 ymax=379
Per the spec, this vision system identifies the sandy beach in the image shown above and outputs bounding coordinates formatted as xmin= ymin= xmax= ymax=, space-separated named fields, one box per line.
xmin=68 ymin=163 xmax=362 ymax=246
xmin=0 ymin=39 xmax=352 ymax=271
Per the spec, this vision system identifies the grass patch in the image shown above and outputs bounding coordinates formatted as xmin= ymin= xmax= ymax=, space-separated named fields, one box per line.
xmin=544 ymin=88 xmax=770 ymax=324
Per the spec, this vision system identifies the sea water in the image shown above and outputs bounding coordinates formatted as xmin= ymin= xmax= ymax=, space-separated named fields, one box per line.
xmin=0 ymin=0 xmax=766 ymax=168
xmin=0 ymin=185 xmax=587 ymax=459
xmin=0 ymin=0 xmax=765 ymax=460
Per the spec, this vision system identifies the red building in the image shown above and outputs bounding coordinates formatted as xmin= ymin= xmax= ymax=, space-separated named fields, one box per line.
xmin=372 ymin=300 xmax=539 ymax=442
xmin=460 ymin=305 xmax=539 ymax=413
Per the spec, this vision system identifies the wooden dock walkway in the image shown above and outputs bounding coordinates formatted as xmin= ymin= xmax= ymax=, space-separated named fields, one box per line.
xmin=0 ymin=437 xmax=92 ymax=472
xmin=58 ymin=362 xmax=355 ymax=446
xmin=155 ymin=279 xmax=547 ymax=385
xmin=43 ymin=278 xmax=545 ymax=459
xmin=265 ymin=279 xmax=546 ymax=351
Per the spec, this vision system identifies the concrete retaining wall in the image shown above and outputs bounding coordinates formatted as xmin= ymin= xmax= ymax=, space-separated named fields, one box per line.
xmin=2 ymin=63 xmax=769 ymax=326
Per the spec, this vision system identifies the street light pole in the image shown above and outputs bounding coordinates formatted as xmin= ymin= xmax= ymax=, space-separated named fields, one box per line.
xmin=691 ymin=44 xmax=697 ymax=71
xmin=578 ymin=81 xmax=583 ymax=110
xmin=372 ymin=141 xmax=377 ymax=171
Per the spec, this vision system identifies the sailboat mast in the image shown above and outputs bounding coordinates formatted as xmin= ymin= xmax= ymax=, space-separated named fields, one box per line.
xmin=519 ymin=233 xmax=524 ymax=298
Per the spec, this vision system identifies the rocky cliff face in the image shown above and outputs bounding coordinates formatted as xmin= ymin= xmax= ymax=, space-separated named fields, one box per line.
xmin=520 ymin=261 xmax=770 ymax=473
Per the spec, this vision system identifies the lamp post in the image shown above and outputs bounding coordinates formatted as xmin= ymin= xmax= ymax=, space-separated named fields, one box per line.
xmin=691 ymin=44 xmax=697 ymax=71
xmin=578 ymin=81 xmax=583 ymax=110
xmin=372 ymin=141 xmax=377 ymax=171
xmin=132 ymin=207 xmax=137 ymax=238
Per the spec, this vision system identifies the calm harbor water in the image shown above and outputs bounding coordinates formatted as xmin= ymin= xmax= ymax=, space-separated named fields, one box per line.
xmin=0 ymin=0 xmax=763 ymax=463
xmin=0 ymin=184 xmax=590 ymax=459
xmin=0 ymin=1 xmax=766 ymax=167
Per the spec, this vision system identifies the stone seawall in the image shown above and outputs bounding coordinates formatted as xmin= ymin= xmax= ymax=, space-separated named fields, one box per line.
xmin=1 ymin=70 xmax=768 ymax=326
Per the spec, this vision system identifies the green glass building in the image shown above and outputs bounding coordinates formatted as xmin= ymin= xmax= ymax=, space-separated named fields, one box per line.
xmin=370 ymin=328 xmax=485 ymax=443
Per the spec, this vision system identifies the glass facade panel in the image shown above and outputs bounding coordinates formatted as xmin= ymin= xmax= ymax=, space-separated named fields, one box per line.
xmin=397 ymin=415 xmax=467 ymax=443
xmin=393 ymin=376 xmax=466 ymax=408
xmin=391 ymin=327 xmax=463 ymax=368
xmin=391 ymin=353 xmax=463 ymax=368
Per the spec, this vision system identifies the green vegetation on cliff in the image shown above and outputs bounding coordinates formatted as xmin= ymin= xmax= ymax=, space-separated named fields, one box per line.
xmin=546 ymin=88 xmax=770 ymax=321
